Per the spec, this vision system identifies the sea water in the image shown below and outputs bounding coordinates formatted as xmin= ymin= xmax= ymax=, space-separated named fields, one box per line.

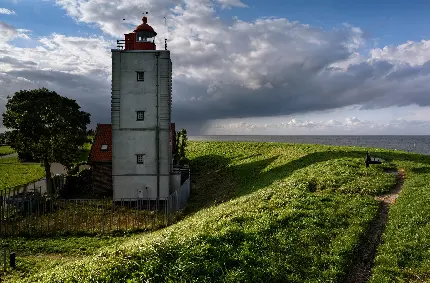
xmin=189 ymin=135 xmax=430 ymax=155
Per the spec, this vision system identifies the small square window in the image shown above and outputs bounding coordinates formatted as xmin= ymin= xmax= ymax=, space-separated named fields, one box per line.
xmin=136 ymin=111 xmax=145 ymax=121
xmin=136 ymin=154 xmax=145 ymax=164
xmin=137 ymin=72 xmax=144 ymax=81
xmin=101 ymin=144 xmax=108 ymax=151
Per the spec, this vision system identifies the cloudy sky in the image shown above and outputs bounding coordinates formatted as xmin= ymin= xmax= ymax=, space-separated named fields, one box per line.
xmin=0 ymin=0 xmax=430 ymax=135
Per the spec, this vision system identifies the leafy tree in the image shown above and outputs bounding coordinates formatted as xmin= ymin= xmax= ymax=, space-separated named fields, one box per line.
xmin=2 ymin=88 xmax=91 ymax=195
xmin=2 ymin=131 xmax=14 ymax=146
xmin=179 ymin=129 xmax=188 ymax=164
xmin=0 ymin=132 xmax=5 ymax=144
xmin=87 ymin=129 xmax=95 ymax=137
xmin=174 ymin=130 xmax=181 ymax=165
xmin=173 ymin=129 xmax=188 ymax=166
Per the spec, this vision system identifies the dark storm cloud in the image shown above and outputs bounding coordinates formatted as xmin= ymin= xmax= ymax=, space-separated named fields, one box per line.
xmin=0 ymin=70 xmax=111 ymax=129
xmin=172 ymin=56 xmax=430 ymax=123
xmin=0 ymin=56 xmax=37 ymax=68
xmin=6 ymin=69 xmax=108 ymax=91
xmin=2 ymin=0 xmax=430 ymax=133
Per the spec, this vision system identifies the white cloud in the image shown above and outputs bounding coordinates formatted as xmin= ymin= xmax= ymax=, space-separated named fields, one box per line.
xmin=1 ymin=0 xmax=430 ymax=135
xmin=0 ymin=22 xmax=30 ymax=42
xmin=205 ymin=117 xmax=430 ymax=135
xmin=216 ymin=0 xmax=248 ymax=9
xmin=370 ymin=40 xmax=430 ymax=66
xmin=0 ymin=8 xmax=15 ymax=15
xmin=0 ymin=31 xmax=114 ymax=128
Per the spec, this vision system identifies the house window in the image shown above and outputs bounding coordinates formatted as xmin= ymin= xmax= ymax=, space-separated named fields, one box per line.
xmin=101 ymin=144 xmax=108 ymax=151
xmin=136 ymin=154 xmax=145 ymax=164
xmin=136 ymin=72 xmax=144 ymax=81
xmin=136 ymin=111 xmax=145 ymax=121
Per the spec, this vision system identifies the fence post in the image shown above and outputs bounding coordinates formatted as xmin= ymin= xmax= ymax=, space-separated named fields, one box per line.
xmin=92 ymin=199 xmax=95 ymax=234
xmin=29 ymin=198 xmax=32 ymax=236
xmin=110 ymin=199 xmax=113 ymax=233
xmin=9 ymin=252 xmax=15 ymax=269
xmin=125 ymin=199 xmax=128 ymax=232
xmin=3 ymin=245 xmax=7 ymax=273
xmin=66 ymin=199 xmax=69 ymax=234
xmin=0 ymin=192 xmax=2 ymax=236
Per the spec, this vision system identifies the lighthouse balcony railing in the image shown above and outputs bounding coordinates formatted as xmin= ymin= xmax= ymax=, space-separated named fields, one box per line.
xmin=116 ymin=39 xmax=126 ymax=50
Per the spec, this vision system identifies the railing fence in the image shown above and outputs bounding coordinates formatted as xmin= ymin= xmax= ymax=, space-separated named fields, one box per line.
xmin=0 ymin=171 xmax=191 ymax=236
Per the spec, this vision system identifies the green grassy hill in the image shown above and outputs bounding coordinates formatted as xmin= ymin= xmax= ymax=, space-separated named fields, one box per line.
xmin=5 ymin=141 xmax=430 ymax=282
xmin=0 ymin=156 xmax=45 ymax=191
xmin=0 ymin=146 xmax=15 ymax=156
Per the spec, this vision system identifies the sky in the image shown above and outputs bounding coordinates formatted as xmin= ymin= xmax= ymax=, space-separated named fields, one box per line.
xmin=0 ymin=0 xmax=430 ymax=135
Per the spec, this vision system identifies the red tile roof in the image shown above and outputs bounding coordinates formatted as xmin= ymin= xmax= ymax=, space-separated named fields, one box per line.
xmin=89 ymin=124 xmax=112 ymax=162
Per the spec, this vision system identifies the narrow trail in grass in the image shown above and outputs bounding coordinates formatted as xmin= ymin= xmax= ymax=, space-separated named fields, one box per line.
xmin=0 ymin=153 xmax=17 ymax=159
xmin=344 ymin=168 xmax=405 ymax=283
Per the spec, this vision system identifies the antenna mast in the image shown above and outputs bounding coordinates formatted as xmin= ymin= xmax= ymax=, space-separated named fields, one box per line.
xmin=164 ymin=16 xmax=168 ymax=50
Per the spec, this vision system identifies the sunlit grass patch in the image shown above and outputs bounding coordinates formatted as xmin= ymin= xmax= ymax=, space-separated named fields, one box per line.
xmin=370 ymin=162 xmax=430 ymax=283
xmin=0 ymin=146 xmax=15 ymax=156
xmin=0 ymin=157 xmax=45 ymax=191
xmin=6 ymin=141 xmax=430 ymax=282
xmin=19 ymin=141 xmax=400 ymax=283
xmin=0 ymin=235 xmax=134 ymax=282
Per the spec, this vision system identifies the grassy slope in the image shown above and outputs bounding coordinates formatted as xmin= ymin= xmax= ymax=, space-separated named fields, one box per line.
xmin=0 ymin=156 xmax=45 ymax=191
xmin=370 ymin=153 xmax=430 ymax=283
xmin=0 ymin=145 xmax=15 ymax=156
xmin=22 ymin=141 xmax=402 ymax=283
xmin=1 ymin=235 xmax=135 ymax=282
xmin=0 ymin=137 xmax=92 ymax=191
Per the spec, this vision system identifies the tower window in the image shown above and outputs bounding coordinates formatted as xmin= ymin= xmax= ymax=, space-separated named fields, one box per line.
xmin=137 ymin=72 xmax=144 ymax=81
xmin=136 ymin=111 xmax=145 ymax=121
xmin=136 ymin=154 xmax=145 ymax=164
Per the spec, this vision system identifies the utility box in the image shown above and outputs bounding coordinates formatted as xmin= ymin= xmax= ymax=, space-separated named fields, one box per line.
xmin=137 ymin=188 xmax=144 ymax=199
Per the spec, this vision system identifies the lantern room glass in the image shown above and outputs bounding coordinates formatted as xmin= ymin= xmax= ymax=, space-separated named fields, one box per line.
xmin=136 ymin=31 xmax=155 ymax=42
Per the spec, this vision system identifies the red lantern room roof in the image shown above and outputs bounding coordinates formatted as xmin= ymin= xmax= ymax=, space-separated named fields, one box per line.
xmin=134 ymin=16 xmax=157 ymax=36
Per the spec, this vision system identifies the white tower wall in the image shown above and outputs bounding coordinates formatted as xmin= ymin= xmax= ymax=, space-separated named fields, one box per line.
xmin=111 ymin=50 xmax=172 ymax=200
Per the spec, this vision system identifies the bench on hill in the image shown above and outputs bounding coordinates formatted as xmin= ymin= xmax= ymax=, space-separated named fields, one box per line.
xmin=365 ymin=152 xmax=382 ymax=168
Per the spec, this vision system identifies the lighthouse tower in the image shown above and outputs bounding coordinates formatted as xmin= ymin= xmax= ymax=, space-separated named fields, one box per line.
xmin=111 ymin=15 xmax=173 ymax=200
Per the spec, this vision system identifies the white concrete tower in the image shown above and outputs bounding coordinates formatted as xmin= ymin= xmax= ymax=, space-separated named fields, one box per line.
xmin=111 ymin=15 xmax=173 ymax=200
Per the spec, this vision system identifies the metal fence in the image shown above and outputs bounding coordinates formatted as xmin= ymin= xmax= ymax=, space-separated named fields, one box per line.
xmin=166 ymin=173 xmax=191 ymax=225
xmin=0 ymin=174 xmax=65 ymax=201
xmin=0 ymin=172 xmax=191 ymax=236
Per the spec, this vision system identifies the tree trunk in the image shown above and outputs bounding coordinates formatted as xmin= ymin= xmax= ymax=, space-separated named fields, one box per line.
xmin=44 ymin=159 xmax=53 ymax=196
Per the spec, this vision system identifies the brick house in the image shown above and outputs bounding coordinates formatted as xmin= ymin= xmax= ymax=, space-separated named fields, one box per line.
xmin=88 ymin=124 xmax=113 ymax=197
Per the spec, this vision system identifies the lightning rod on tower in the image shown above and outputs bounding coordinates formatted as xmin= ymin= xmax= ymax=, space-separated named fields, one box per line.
xmin=164 ymin=16 xmax=168 ymax=50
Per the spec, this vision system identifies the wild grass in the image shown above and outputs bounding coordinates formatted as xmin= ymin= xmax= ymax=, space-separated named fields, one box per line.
xmin=0 ymin=146 xmax=15 ymax=156
xmin=0 ymin=235 xmax=135 ymax=282
xmin=17 ymin=141 xmax=400 ymax=283
xmin=4 ymin=141 xmax=430 ymax=282
xmin=369 ymin=154 xmax=430 ymax=283
xmin=0 ymin=156 xmax=45 ymax=191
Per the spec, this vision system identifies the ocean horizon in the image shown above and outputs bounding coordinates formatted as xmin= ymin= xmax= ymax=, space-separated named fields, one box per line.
xmin=189 ymin=135 xmax=430 ymax=155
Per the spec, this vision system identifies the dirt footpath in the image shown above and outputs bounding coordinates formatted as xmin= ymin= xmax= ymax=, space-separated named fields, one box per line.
xmin=344 ymin=168 xmax=405 ymax=283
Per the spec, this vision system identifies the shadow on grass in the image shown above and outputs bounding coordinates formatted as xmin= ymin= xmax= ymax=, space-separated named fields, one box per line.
xmin=410 ymin=166 xmax=430 ymax=174
xmin=185 ymin=154 xmax=279 ymax=214
xmin=186 ymin=149 xmax=430 ymax=214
